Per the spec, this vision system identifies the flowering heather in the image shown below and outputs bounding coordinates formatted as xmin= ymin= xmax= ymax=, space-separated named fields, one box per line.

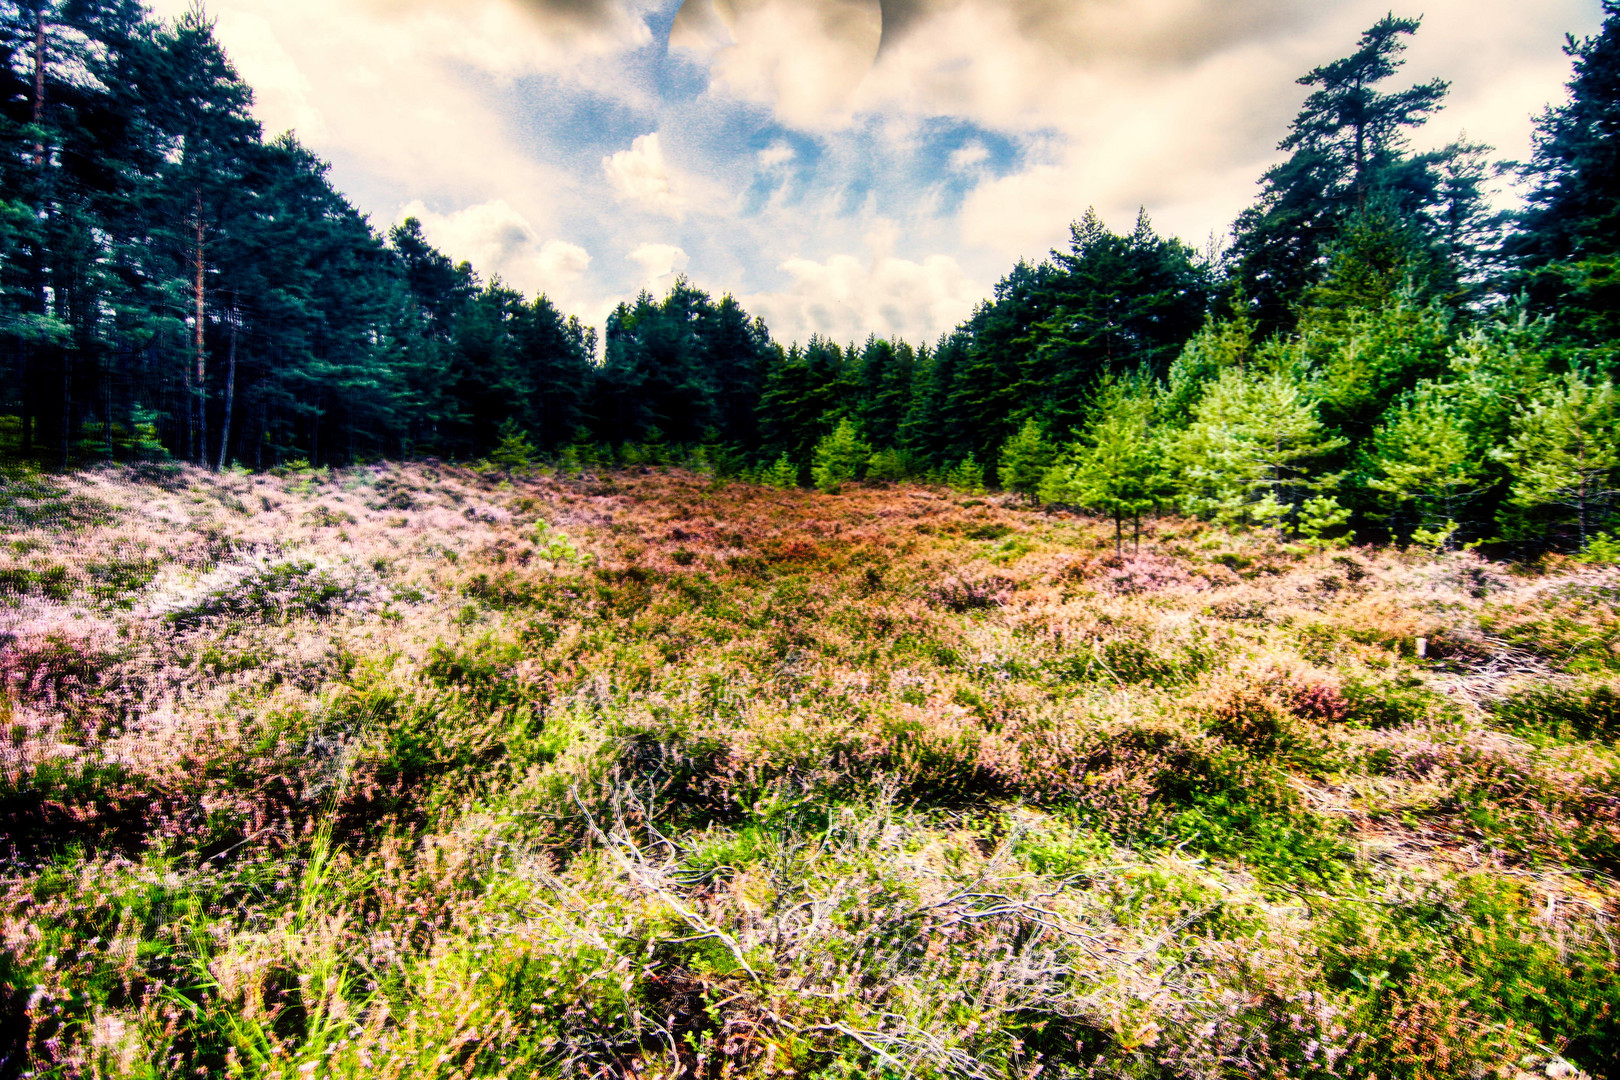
xmin=1 ymin=462 xmax=1617 ymax=1079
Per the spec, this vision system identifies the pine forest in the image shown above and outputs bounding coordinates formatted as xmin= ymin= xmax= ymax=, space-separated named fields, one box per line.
xmin=4 ymin=2 xmax=1620 ymax=1078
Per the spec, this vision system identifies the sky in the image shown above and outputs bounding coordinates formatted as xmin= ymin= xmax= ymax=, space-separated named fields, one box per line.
xmin=146 ymin=0 xmax=1606 ymax=347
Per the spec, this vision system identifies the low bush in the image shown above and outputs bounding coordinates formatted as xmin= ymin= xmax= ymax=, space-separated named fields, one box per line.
xmin=1480 ymin=581 xmax=1620 ymax=674
xmin=1494 ymin=678 xmax=1620 ymax=744
xmin=160 ymin=557 xmax=378 ymax=628
xmin=1341 ymin=675 xmax=1459 ymax=729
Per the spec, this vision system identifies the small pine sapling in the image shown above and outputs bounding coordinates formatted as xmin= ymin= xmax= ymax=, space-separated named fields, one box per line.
xmin=998 ymin=418 xmax=1058 ymax=503
xmin=490 ymin=419 xmax=537 ymax=474
xmin=943 ymin=455 xmax=986 ymax=495
xmin=810 ymin=418 xmax=872 ymax=493
xmin=762 ymin=453 xmax=800 ymax=490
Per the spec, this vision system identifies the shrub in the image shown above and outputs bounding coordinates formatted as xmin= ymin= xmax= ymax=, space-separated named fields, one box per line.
xmin=1314 ymin=878 xmax=1620 ymax=1079
xmin=1493 ymin=679 xmax=1620 ymax=743
xmin=942 ymin=454 xmax=986 ymax=495
xmin=1100 ymin=635 xmax=1215 ymax=686
xmin=760 ymin=453 xmax=800 ymax=490
xmin=0 ymin=565 xmax=72 ymax=603
xmin=810 ymin=418 xmax=872 ymax=493
xmin=1574 ymin=531 xmax=1620 ymax=564
xmin=925 ymin=575 xmax=1009 ymax=613
xmin=489 ymin=419 xmax=538 ymax=472
xmin=1147 ymin=738 xmax=1351 ymax=884
xmin=1341 ymin=676 xmax=1458 ymax=729
xmin=1480 ymin=582 xmax=1620 ymax=674
xmin=160 ymin=557 xmax=378 ymax=628
xmin=865 ymin=447 xmax=914 ymax=482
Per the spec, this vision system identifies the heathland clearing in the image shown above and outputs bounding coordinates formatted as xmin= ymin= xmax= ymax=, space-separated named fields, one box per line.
xmin=2 ymin=462 xmax=1618 ymax=1078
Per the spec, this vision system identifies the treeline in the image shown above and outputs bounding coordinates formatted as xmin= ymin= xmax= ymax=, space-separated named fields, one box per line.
xmin=0 ymin=0 xmax=603 ymax=469
xmin=3 ymin=3 xmax=1619 ymax=552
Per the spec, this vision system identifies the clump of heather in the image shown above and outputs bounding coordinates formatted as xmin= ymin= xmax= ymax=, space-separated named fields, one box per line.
xmin=1 ymin=462 xmax=1616 ymax=1080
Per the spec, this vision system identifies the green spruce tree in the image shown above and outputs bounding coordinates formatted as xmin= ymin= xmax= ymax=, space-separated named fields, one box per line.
xmin=997 ymin=418 xmax=1057 ymax=503
xmin=1362 ymin=386 xmax=1485 ymax=548
xmin=1508 ymin=2 xmax=1620 ymax=367
xmin=1172 ymin=365 xmax=1346 ymax=529
xmin=810 ymin=417 xmax=871 ymax=494
xmin=761 ymin=452 xmax=800 ymax=490
xmin=1494 ymin=374 xmax=1620 ymax=548
xmin=1040 ymin=378 xmax=1169 ymax=552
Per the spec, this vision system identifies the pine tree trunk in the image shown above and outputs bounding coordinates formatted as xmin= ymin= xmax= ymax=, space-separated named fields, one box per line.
xmin=217 ymin=300 xmax=238 ymax=471
xmin=20 ymin=356 xmax=32 ymax=455
xmin=32 ymin=5 xmax=46 ymax=166
xmin=183 ymin=330 xmax=194 ymax=460
xmin=60 ymin=339 xmax=70 ymax=469
xmin=104 ymin=348 xmax=112 ymax=461
xmin=1578 ymin=467 xmax=1589 ymax=550
xmin=193 ymin=191 xmax=207 ymax=464
xmin=25 ymin=6 xmax=46 ymax=459
xmin=1353 ymin=75 xmax=1367 ymax=207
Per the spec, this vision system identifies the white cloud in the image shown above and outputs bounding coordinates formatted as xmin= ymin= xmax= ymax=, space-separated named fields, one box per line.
xmin=604 ymin=134 xmax=689 ymax=216
xmin=948 ymin=140 xmax=989 ymax=173
xmin=142 ymin=0 xmax=643 ymax=233
xmin=538 ymin=240 xmax=593 ymax=284
xmin=673 ymin=0 xmax=883 ymax=126
xmin=141 ymin=0 xmax=1606 ymax=349
xmin=401 ymin=199 xmax=591 ymax=301
xmin=335 ymin=0 xmax=653 ymax=78
xmin=627 ymin=243 xmax=692 ymax=291
xmin=209 ymin=10 xmax=328 ymax=142
xmin=743 ymin=224 xmax=980 ymax=345
xmin=759 ymin=141 xmax=797 ymax=168
xmin=852 ymin=0 xmax=1602 ymax=264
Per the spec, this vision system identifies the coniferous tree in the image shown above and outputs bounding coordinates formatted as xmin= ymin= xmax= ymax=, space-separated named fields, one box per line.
xmin=1362 ymin=385 xmax=1486 ymax=546
xmin=857 ymin=335 xmax=912 ymax=449
xmin=1306 ymin=285 xmax=1454 ymax=446
xmin=1507 ymin=1 xmax=1620 ymax=367
xmin=942 ymin=453 xmax=986 ymax=495
xmin=810 ymin=417 xmax=870 ymax=493
xmin=1495 ymin=373 xmax=1620 ymax=548
xmin=898 ymin=335 xmax=954 ymax=464
xmin=1040 ymin=377 xmax=1169 ymax=551
xmin=760 ymin=451 xmax=799 ymax=490
xmin=997 ymin=418 xmax=1057 ymax=504
xmin=701 ymin=294 xmax=771 ymax=448
xmin=147 ymin=4 xmax=257 ymax=464
xmin=1231 ymin=15 xmax=1454 ymax=331
xmin=758 ymin=335 xmax=848 ymax=464
xmin=1024 ymin=209 xmax=1210 ymax=431
xmin=944 ymin=266 xmax=1044 ymax=460
xmin=1172 ymin=365 xmax=1346 ymax=528
xmin=1158 ymin=315 xmax=1255 ymax=424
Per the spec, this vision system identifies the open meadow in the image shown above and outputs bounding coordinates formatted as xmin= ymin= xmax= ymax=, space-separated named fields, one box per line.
xmin=2 ymin=462 xmax=1618 ymax=1079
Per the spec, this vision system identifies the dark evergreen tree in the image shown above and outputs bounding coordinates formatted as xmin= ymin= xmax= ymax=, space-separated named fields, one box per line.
xmin=945 ymin=260 xmax=1052 ymax=462
xmin=1024 ymin=208 xmax=1210 ymax=433
xmin=856 ymin=334 xmax=914 ymax=449
xmin=758 ymin=335 xmax=849 ymax=464
xmin=698 ymin=294 xmax=770 ymax=449
xmin=1507 ymin=1 xmax=1620 ymax=367
xmin=1230 ymin=15 xmax=1455 ymax=331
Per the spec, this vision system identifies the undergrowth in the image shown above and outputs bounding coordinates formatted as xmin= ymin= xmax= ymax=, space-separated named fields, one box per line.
xmin=1 ymin=463 xmax=1615 ymax=1079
